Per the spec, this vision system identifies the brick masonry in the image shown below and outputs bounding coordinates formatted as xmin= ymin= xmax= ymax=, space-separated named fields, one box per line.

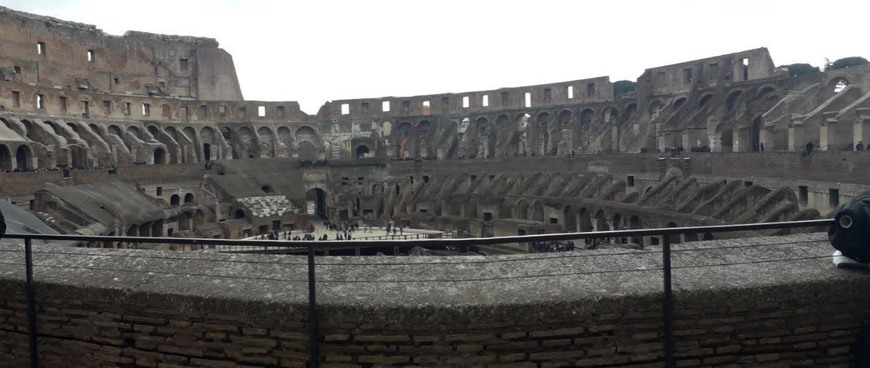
xmin=0 ymin=233 xmax=867 ymax=367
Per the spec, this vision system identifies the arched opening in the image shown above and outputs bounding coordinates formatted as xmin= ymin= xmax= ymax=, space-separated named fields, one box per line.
xmin=517 ymin=200 xmax=530 ymax=220
xmin=719 ymin=128 xmax=734 ymax=152
xmin=234 ymin=209 xmax=246 ymax=219
xmin=564 ymin=205 xmax=577 ymax=232
xmin=672 ymin=97 xmax=687 ymax=110
xmin=184 ymin=193 xmax=194 ymax=204
xmin=624 ymin=104 xmax=637 ymax=120
xmin=126 ymin=225 xmax=138 ymax=237
xmin=305 ymin=188 xmax=327 ymax=218
xmin=139 ymin=222 xmax=152 ymax=237
xmin=698 ymin=94 xmax=713 ymax=108
xmin=261 ymin=185 xmax=273 ymax=193
xmin=532 ymin=201 xmax=544 ymax=222
xmin=647 ymin=101 xmax=664 ymax=115
xmin=151 ymin=220 xmax=164 ymax=237
xmin=15 ymin=145 xmax=31 ymax=171
xmin=0 ymin=144 xmax=12 ymax=171
xmin=298 ymin=141 xmax=316 ymax=162
xmin=170 ymin=195 xmax=180 ymax=206
xmin=758 ymin=86 xmax=776 ymax=99
xmin=356 ymin=145 xmax=370 ymax=158
xmin=725 ymin=90 xmax=743 ymax=111
xmin=830 ymin=77 xmax=850 ymax=93
xmin=751 ymin=116 xmax=762 ymax=151
xmin=147 ymin=125 xmax=160 ymax=139
xmin=153 ymin=147 xmax=166 ymax=164
xmin=580 ymin=109 xmax=594 ymax=124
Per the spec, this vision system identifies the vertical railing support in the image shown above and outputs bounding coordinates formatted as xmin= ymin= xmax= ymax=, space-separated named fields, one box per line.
xmin=662 ymin=233 xmax=675 ymax=368
xmin=307 ymin=243 xmax=319 ymax=368
xmin=25 ymin=237 xmax=39 ymax=368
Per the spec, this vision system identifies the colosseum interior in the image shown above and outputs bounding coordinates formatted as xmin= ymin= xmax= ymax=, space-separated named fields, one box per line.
xmin=1 ymin=5 xmax=870 ymax=367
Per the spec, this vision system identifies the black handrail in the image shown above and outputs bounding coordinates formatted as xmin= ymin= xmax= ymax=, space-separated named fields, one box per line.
xmin=3 ymin=218 xmax=833 ymax=368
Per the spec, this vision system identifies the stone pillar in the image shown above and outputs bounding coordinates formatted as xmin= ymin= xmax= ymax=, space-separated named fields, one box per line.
xmin=732 ymin=129 xmax=741 ymax=152
xmin=682 ymin=131 xmax=690 ymax=149
xmin=819 ymin=121 xmax=830 ymax=151
xmin=611 ymin=126 xmax=619 ymax=153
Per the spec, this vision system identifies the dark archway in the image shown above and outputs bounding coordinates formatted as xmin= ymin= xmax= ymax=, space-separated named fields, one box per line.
xmin=170 ymin=195 xmax=180 ymax=206
xmin=356 ymin=145 xmax=370 ymax=158
xmin=0 ymin=144 xmax=12 ymax=171
xmin=532 ymin=201 xmax=544 ymax=222
xmin=15 ymin=145 xmax=31 ymax=171
xmin=564 ymin=205 xmax=577 ymax=232
xmin=154 ymin=148 xmax=166 ymax=164
xmin=305 ymin=188 xmax=327 ymax=218
xmin=234 ymin=209 xmax=246 ymax=219
xmin=184 ymin=193 xmax=194 ymax=204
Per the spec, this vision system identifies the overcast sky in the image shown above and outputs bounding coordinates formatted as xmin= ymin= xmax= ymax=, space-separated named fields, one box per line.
xmin=2 ymin=0 xmax=868 ymax=114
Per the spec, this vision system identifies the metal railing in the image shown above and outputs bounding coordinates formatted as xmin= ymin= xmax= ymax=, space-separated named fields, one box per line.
xmin=2 ymin=219 xmax=833 ymax=368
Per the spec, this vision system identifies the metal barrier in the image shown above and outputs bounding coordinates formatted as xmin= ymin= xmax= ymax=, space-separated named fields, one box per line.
xmin=2 ymin=218 xmax=832 ymax=368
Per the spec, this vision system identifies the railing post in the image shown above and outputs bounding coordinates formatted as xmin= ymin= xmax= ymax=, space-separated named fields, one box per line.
xmin=25 ymin=237 xmax=39 ymax=368
xmin=662 ymin=232 xmax=675 ymax=368
xmin=306 ymin=243 xmax=319 ymax=368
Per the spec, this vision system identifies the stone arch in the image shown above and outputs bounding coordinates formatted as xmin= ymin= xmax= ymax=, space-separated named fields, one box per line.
xmin=200 ymin=126 xmax=216 ymax=161
xmin=184 ymin=193 xmax=194 ymax=204
xmin=416 ymin=120 xmax=432 ymax=158
xmin=276 ymin=126 xmax=292 ymax=158
xmin=828 ymin=76 xmax=850 ymax=93
xmin=517 ymin=199 xmax=530 ymax=220
xmin=672 ymin=97 xmax=687 ymax=110
xmin=88 ymin=123 xmax=103 ymax=136
xmin=295 ymin=126 xmax=320 ymax=160
xmin=15 ymin=145 xmax=32 ymax=170
xmin=647 ymin=100 xmax=665 ymax=115
xmin=534 ymin=112 xmax=551 ymax=156
xmin=563 ymin=205 xmax=577 ymax=232
xmin=725 ymin=90 xmax=743 ymax=111
xmin=153 ymin=147 xmax=167 ymax=164
xmin=757 ymin=85 xmax=777 ymax=99
xmin=127 ymin=126 xmax=144 ymax=140
xmin=257 ymin=126 xmax=275 ymax=158
xmin=147 ymin=125 xmax=160 ymax=139
xmin=475 ymin=117 xmax=494 ymax=159
xmin=355 ymin=144 xmax=370 ymax=158
xmin=237 ymin=126 xmax=257 ymax=158
xmin=698 ymin=94 xmax=714 ymax=108
xmin=170 ymin=194 xmax=180 ymax=206
xmin=107 ymin=124 xmax=123 ymax=137
xmin=557 ymin=109 xmax=573 ymax=129
xmin=0 ymin=144 xmax=12 ymax=171
xmin=624 ymin=104 xmax=637 ymax=120
xmin=579 ymin=109 xmax=594 ymax=124
xmin=601 ymin=106 xmax=619 ymax=123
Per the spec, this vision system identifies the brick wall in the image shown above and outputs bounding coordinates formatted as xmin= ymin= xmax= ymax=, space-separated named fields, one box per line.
xmin=0 ymin=235 xmax=866 ymax=367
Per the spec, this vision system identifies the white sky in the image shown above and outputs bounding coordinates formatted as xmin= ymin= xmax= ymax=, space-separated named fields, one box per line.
xmin=2 ymin=0 xmax=868 ymax=114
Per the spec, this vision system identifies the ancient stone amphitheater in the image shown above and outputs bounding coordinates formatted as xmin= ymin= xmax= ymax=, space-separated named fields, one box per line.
xmin=1 ymin=5 xmax=870 ymax=367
